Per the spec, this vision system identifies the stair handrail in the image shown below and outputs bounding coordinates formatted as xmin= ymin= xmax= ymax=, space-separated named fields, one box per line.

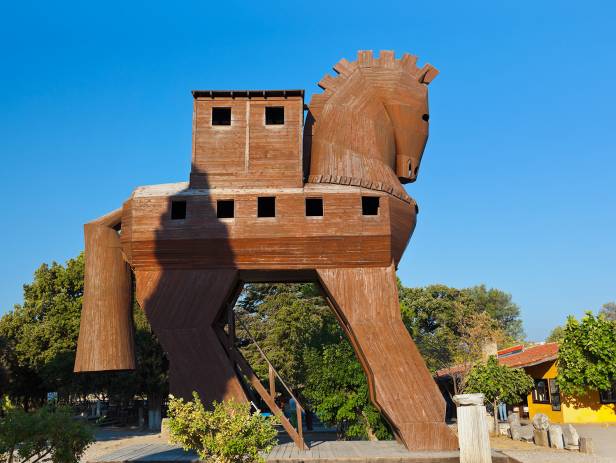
xmin=235 ymin=316 xmax=305 ymax=416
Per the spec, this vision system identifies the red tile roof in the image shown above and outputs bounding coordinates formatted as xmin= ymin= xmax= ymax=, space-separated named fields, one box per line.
xmin=499 ymin=342 xmax=559 ymax=368
xmin=497 ymin=344 xmax=525 ymax=357
xmin=434 ymin=343 xmax=559 ymax=378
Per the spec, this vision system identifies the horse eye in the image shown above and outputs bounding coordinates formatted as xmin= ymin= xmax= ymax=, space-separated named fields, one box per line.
xmin=422 ymin=114 xmax=430 ymax=122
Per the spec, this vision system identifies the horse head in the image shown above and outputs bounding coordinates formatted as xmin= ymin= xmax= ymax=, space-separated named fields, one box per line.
xmin=306 ymin=50 xmax=438 ymax=202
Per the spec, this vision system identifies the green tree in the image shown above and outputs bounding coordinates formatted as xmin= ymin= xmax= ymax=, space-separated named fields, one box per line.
xmin=557 ymin=312 xmax=616 ymax=396
xmin=0 ymin=253 xmax=167 ymax=415
xmin=303 ymin=341 xmax=391 ymax=440
xmin=0 ymin=405 xmax=94 ymax=463
xmin=235 ymin=283 xmax=391 ymax=440
xmin=465 ymin=285 xmax=525 ymax=341
xmin=599 ymin=302 xmax=616 ymax=322
xmin=398 ymin=283 xmax=521 ymax=373
xmin=236 ymin=284 xmax=337 ymax=395
xmin=168 ymin=392 xmax=277 ymax=463
xmin=464 ymin=356 xmax=534 ymax=434
xmin=546 ymin=325 xmax=565 ymax=343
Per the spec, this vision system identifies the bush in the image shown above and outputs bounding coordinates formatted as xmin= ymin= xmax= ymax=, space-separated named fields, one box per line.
xmin=0 ymin=406 xmax=94 ymax=463
xmin=167 ymin=393 xmax=278 ymax=463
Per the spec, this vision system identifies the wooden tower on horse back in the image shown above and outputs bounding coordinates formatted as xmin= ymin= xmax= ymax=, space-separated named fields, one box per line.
xmin=74 ymin=50 xmax=457 ymax=451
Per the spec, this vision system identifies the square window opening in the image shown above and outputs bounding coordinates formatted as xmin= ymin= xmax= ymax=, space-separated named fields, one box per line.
xmin=171 ymin=200 xmax=187 ymax=220
xmin=265 ymin=106 xmax=284 ymax=125
xmin=212 ymin=107 xmax=231 ymax=126
xmin=257 ymin=197 xmax=276 ymax=218
xmin=362 ymin=196 xmax=380 ymax=216
xmin=532 ymin=379 xmax=550 ymax=404
xmin=217 ymin=199 xmax=235 ymax=219
xmin=600 ymin=381 xmax=616 ymax=404
xmin=305 ymin=198 xmax=323 ymax=217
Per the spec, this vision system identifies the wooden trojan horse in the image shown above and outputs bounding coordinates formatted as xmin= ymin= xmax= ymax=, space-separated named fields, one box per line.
xmin=75 ymin=50 xmax=457 ymax=450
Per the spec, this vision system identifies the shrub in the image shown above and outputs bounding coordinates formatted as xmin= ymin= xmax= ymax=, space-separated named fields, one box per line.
xmin=0 ymin=406 xmax=94 ymax=463
xmin=167 ymin=393 xmax=278 ymax=463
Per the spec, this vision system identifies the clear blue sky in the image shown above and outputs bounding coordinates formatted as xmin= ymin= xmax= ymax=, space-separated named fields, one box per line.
xmin=1 ymin=1 xmax=614 ymax=341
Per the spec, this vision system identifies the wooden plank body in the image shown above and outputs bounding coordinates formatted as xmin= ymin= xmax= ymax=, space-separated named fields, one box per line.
xmin=121 ymin=182 xmax=416 ymax=271
xmin=75 ymin=51 xmax=456 ymax=451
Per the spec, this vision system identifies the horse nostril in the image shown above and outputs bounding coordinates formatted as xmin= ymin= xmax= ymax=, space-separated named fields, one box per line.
xmin=408 ymin=161 xmax=412 ymax=175
xmin=422 ymin=113 xmax=430 ymax=122
xmin=414 ymin=166 xmax=419 ymax=177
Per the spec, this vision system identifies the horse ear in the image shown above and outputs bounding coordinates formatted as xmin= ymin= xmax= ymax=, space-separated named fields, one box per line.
xmin=418 ymin=64 xmax=439 ymax=84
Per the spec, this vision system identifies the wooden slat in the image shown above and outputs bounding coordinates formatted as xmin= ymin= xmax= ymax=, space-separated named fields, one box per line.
xmin=233 ymin=351 xmax=307 ymax=450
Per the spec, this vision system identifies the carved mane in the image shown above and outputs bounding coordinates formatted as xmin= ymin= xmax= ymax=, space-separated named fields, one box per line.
xmin=306 ymin=50 xmax=438 ymax=204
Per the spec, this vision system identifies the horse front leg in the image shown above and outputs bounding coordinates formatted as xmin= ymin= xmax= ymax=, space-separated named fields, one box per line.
xmin=317 ymin=264 xmax=458 ymax=450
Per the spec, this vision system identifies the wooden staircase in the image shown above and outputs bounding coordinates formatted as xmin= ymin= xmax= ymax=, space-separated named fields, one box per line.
xmin=215 ymin=308 xmax=308 ymax=450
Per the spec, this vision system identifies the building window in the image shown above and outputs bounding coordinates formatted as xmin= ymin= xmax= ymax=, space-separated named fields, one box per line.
xmin=550 ymin=379 xmax=561 ymax=411
xmin=257 ymin=197 xmax=276 ymax=218
xmin=212 ymin=107 xmax=231 ymax=126
xmin=171 ymin=200 xmax=187 ymax=220
xmin=265 ymin=106 xmax=284 ymax=125
xmin=532 ymin=379 xmax=550 ymax=404
xmin=305 ymin=198 xmax=323 ymax=217
xmin=362 ymin=196 xmax=380 ymax=216
xmin=600 ymin=381 xmax=616 ymax=404
xmin=217 ymin=200 xmax=234 ymax=219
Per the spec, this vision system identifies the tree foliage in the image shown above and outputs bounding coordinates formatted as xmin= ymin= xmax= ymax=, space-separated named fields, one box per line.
xmin=599 ymin=302 xmax=616 ymax=322
xmin=0 ymin=405 xmax=94 ymax=463
xmin=235 ymin=283 xmax=390 ymax=440
xmin=465 ymin=356 xmax=534 ymax=405
xmin=0 ymin=253 xmax=167 ymax=410
xmin=167 ymin=393 xmax=277 ymax=463
xmin=557 ymin=312 xmax=616 ymax=396
xmin=546 ymin=325 xmax=565 ymax=343
xmin=398 ymin=283 xmax=522 ymax=373
xmin=303 ymin=341 xmax=390 ymax=440
xmin=464 ymin=356 xmax=534 ymax=433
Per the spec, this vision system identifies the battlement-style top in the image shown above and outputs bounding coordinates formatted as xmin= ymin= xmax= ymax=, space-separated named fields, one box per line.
xmin=190 ymin=89 xmax=305 ymax=190
xmin=191 ymin=89 xmax=304 ymax=99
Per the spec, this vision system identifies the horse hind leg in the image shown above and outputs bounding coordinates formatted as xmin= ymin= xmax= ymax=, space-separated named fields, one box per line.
xmin=317 ymin=264 xmax=458 ymax=451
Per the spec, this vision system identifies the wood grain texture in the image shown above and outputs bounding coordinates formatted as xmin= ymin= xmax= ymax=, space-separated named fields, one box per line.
xmin=75 ymin=50 xmax=453 ymax=451
xmin=190 ymin=96 xmax=304 ymax=189
xmin=317 ymin=264 xmax=458 ymax=451
xmin=75 ymin=209 xmax=135 ymax=372
xmin=134 ymin=269 xmax=247 ymax=403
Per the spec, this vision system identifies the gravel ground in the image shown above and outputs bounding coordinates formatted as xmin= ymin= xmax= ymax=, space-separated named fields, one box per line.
xmin=500 ymin=450 xmax=615 ymax=463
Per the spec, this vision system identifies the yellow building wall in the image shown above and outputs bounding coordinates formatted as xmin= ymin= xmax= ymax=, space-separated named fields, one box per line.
xmin=525 ymin=361 xmax=564 ymax=423
xmin=524 ymin=359 xmax=616 ymax=424
xmin=562 ymin=390 xmax=616 ymax=423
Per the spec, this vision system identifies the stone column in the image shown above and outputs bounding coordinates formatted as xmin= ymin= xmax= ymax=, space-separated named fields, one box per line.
xmin=453 ymin=393 xmax=492 ymax=463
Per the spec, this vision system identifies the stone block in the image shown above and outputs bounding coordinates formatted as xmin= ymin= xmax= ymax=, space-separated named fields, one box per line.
xmin=580 ymin=437 xmax=594 ymax=454
xmin=532 ymin=413 xmax=549 ymax=430
xmin=548 ymin=424 xmax=564 ymax=449
xmin=534 ymin=429 xmax=549 ymax=447
xmin=562 ymin=423 xmax=580 ymax=448
xmin=499 ymin=422 xmax=510 ymax=436
xmin=507 ymin=412 xmax=520 ymax=426
xmin=510 ymin=423 xmax=534 ymax=442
